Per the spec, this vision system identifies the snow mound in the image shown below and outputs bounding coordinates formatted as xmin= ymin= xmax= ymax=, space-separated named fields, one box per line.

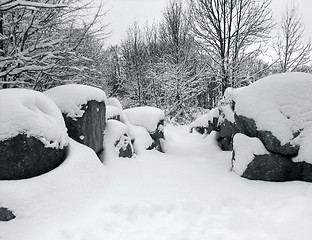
xmin=44 ymin=84 xmax=107 ymax=119
xmin=104 ymin=119 xmax=132 ymax=158
xmin=233 ymin=133 xmax=269 ymax=175
xmin=105 ymin=119 xmax=129 ymax=143
xmin=129 ymin=125 xmax=153 ymax=154
xmin=106 ymin=105 xmax=122 ymax=120
xmin=106 ymin=97 xmax=123 ymax=110
xmin=189 ymin=108 xmax=219 ymax=132
xmin=232 ymin=72 xmax=312 ymax=163
xmin=0 ymin=88 xmax=68 ymax=149
xmin=123 ymin=106 xmax=165 ymax=132
xmin=0 ymin=139 xmax=108 ymax=240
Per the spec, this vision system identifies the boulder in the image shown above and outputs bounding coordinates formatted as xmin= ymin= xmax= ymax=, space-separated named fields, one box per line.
xmin=45 ymin=84 xmax=107 ymax=154
xmin=150 ymin=119 xmax=165 ymax=153
xmin=235 ymin=114 xmax=299 ymax=156
xmin=0 ymin=89 xmax=68 ymax=180
xmin=0 ymin=207 xmax=15 ymax=221
xmin=63 ymin=100 xmax=106 ymax=154
xmin=0 ymin=134 xmax=67 ymax=180
xmin=104 ymin=119 xmax=134 ymax=158
xmin=123 ymin=106 xmax=166 ymax=152
xmin=232 ymin=133 xmax=312 ymax=182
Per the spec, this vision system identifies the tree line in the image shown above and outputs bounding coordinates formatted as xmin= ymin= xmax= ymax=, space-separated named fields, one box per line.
xmin=1 ymin=0 xmax=311 ymax=123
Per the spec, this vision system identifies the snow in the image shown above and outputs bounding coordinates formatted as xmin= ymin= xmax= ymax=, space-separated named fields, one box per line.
xmin=231 ymin=72 xmax=312 ymax=163
xmin=0 ymin=88 xmax=68 ymax=149
xmin=0 ymin=138 xmax=108 ymax=240
xmin=232 ymin=133 xmax=269 ymax=176
xmin=44 ymin=84 xmax=107 ymax=119
xmin=2 ymin=125 xmax=312 ymax=240
xmin=106 ymin=105 xmax=122 ymax=120
xmin=123 ymin=106 xmax=165 ymax=132
xmin=106 ymin=97 xmax=123 ymax=110
xmin=220 ymin=105 xmax=235 ymax=123
xmin=129 ymin=125 xmax=154 ymax=154
xmin=189 ymin=108 xmax=219 ymax=132
xmin=104 ymin=119 xmax=131 ymax=158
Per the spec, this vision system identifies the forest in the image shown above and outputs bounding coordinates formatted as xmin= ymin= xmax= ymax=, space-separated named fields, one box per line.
xmin=0 ymin=0 xmax=311 ymax=123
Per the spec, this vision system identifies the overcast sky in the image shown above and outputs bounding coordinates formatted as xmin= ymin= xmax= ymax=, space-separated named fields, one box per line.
xmin=104 ymin=0 xmax=312 ymax=46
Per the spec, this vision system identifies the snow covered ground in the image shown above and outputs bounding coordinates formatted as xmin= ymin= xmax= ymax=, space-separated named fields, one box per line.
xmin=2 ymin=125 xmax=312 ymax=240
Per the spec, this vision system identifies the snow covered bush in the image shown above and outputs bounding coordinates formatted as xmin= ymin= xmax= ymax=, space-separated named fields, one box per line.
xmin=124 ymin=106 xmax=166 ymax=153
xmin=104 ymin=120 xmax=134 ymax=158
xmin=45 ymin=84 xmax=107 ymax=154
xmin=0 ymin=89 xmax=68 ymax=180
xmin=231 ymin=72 xmax=312 ymax=182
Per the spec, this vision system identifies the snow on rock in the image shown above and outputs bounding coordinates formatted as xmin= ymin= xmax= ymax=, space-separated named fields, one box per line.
xmin=129 ymin=125 xmax=154 ymax=154
xmin=44 ymin=84 xmax=107 ymax=119
xmin=0 ymin=139 xmax=108 ymax=240
xmin=106 ymin=97 xmax=123 ymax=110
xmin=104 ymin=120 xmax=133 ymax=158
xmin=123 ymin=106 xmax=165 ymax=133
xmin=0 ymin=88 xmax=68 ymax=149
xmin=232 ymin=72 xmax=312 ymax=163
xmin=106 ymin=105 xmax=122 ymax=120
xmin=232 ymin=133 xmax=269 ymax=176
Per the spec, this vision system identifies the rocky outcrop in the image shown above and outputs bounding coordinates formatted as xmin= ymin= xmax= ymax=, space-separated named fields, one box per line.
xmin=0 ymin=207 xmax=15 ymax=221
xmin=63 ymin=100 xmax=106 ymax=154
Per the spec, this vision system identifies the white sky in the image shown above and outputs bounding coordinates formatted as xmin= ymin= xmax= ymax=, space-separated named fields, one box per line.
xmin=103 ymin=0 xmax=312 ymax=46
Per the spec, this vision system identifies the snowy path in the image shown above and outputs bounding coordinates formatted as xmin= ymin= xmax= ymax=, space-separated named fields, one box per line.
xmin=74 ymin=126 xmax=312 ymax=240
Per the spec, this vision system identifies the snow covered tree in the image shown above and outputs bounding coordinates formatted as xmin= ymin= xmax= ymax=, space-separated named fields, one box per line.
xmin=189 ymin=0 xmax=273 ymax=94
xmin=0 ymin=0 xmax=107 ymax=89
xmin=273 ymin=4 xmax=311 ymax=72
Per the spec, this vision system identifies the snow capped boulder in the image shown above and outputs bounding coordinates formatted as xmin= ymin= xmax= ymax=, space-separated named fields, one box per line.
xmin=231 ymin=72 xmax=312 ymax=182
xmin=0 ymin=89 xmax=68 ymax=180
xmin=45 ymin=84 xmax=107 ymax=154
xmin=233 ymin=133 xmax=312 ymax=182
xmin=123 ymin=106 xmax=166 ymax=152
xmin=106 ymin=105 xmax=121 ymax=121
xmin=190 ymin=108 xmax=219 ymax=135
xmin=104 ymin=120 xmax=134 ymax=158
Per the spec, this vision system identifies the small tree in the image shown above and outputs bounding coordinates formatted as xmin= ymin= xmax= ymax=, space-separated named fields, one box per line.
xmin=273 ymin=4 xmax=311 ymax=72
xmin=189 ymin=0 xmax=273 ymax=94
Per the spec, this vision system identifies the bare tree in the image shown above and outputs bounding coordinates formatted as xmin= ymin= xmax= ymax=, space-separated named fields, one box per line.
xmin=189 ymin=0 xmax=273 ymax=94
xmin=0 ymin=0 xmax=108 ymax=89
xmin=273 ymin=4 xmax=311 ymax=72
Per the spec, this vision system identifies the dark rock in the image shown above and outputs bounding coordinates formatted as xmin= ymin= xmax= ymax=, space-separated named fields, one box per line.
xmin=194 ymin=126 xmax=206 ymax=135
xmin=115 ymin=134 xmax=133 ymax=158
xmin=0 ymin=207 xmax=15 ymax=221
xmin=241 ymin=153 xmax=298 ymax=182
xmin=235 ymin=114 xmax=299 ymax=156
xmin=207 ymin=116 xmax=219 ymax=134
xmin=64 ymin=100 xmax=106 ymax=154
xmin=0 ymin=134 xmax=67 ymax=180
xmin=217 ymin=119 xmax=238 ymax=151
xmin=150 ymin=119 xmax=165 ymax=153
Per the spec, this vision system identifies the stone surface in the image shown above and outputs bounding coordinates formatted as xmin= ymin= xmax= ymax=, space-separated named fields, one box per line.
xmin=238 ymin=152 xmax=312 ymax=182
xmin=115 ymin=134 xmax=133 ymax=158
xmin=234 ymin=114 xmax=299 ymax=156
xmin=149 ymin=120 xmax=165 ymax=153
xmin=207 ymin=116 xmax=219 ymax=134
xmin=64 ymin=100 xmax=106 ymax=154
xmin=0 ymin=207 xmax=15 ymax=221
xmin=241 ymin=153 xmax=297 ymax=182
xmin=0 ymin=135 xmax=67 ymax=180
xmin=217 ymin=119 xmax=238 ymax=151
